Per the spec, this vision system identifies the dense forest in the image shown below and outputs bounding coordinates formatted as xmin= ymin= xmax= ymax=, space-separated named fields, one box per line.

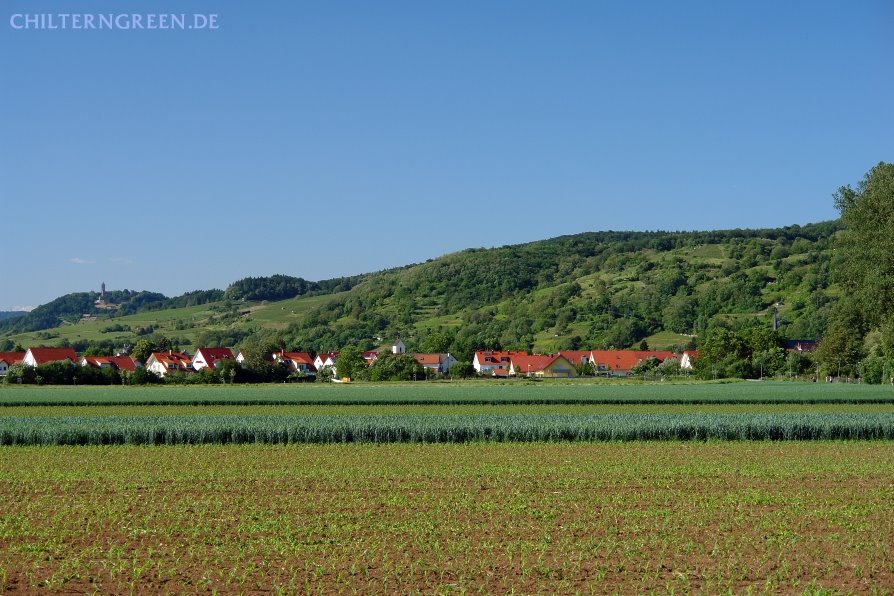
xmin=256 ymin=221 xmax=839 ymax=359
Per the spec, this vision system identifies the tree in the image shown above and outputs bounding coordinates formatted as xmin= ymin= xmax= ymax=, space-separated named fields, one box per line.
xmin=420 ymin=331 xmax=453 ymax=354
xmin=448 ymin=362 xmax=476 ymax=379
xmin=815 ymin=319 xmax=863 ymax=378
xmin=656 ymin=357 xmax=681 ymax=377
xmin=130 ymin=337 xmax=172 ymax=362
xmin=834 ymin=162 xmax=894 ymax=331
xmin=335 ymin=346 xmax=367 ymax=381
xmin=367 ymin=353 xmax=424 ymax=381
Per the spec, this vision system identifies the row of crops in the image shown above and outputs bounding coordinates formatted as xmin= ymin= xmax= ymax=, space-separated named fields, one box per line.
xmin=2 ymin=381 xmax=894 ymax=406
xmin=3 ymin=413 xmax=894 ymax=444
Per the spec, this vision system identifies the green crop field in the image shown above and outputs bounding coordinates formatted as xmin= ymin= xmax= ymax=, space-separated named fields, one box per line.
xmin=0 ymin=442 xmax=891 ymax=593
xmin=4 ymin=380 xmax=894 ymax=407
xmin=2 ymin=381 xmax=894 ymax=445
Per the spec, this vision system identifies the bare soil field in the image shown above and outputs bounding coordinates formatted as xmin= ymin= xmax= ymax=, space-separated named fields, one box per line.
xmin=0 ymin=442 xmax=892 ymax=593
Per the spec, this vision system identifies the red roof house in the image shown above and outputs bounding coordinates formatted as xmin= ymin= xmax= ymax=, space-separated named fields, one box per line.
xmin=587 ymin=350 xmax=677 ymax=376
xmin=0 ymin=351 xmax=25 ymax=376
xmin=146 ymin=351 xmax=193 ymax=377
xmin=81 ymin=355 xmax=141 ymax=372
xmin=273 ymin=350 xmax=317 ymax=373
xmin=22 ymin=347 xmax=78 ymax=367
xmin=508 ymin=354 xmax=577 ymax=378
xmin=473 ymin=351 xmax=528 ymax=374
xmin=192 ymin=347 xmax=236 ymax=371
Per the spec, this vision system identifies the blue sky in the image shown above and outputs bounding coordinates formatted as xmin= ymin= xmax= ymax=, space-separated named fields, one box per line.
xmin=2 ymin=1 xmax=892 ymax=310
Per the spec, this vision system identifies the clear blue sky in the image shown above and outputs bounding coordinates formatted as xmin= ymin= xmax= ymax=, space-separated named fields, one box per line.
xmin=2 ymin=1 xmax=892 ymax=310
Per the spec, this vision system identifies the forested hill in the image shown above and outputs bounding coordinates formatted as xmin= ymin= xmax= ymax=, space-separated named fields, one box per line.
xmin=0 ymin=274 xmax=367 ymax=336
xmin=0 ymin=311 xmax=26 ymax=322
xmin=0 ymin=221 xmax=840 ymax=356
xmin=265 ymin=221 xmax=839 ymax=354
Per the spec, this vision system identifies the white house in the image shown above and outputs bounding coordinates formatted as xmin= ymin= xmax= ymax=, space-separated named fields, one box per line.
xmin=273 ymin=351 xmax=317 ymax=373
xmin=0 ymin=352 xmax=24 ymax=376
xmin=146 ymin=351 xmax=193 ymax=377
xmin=413 ymin=353 xmax=458 ymax=375
xmin=392 ymin=339 xmax=406 ymax=354
xmin=192 ymin=347 xmax=235 ymax=371
xmin=314 ymin=352 xmax=339 ymax=376
xmin=473 ymin=351 xmax=526 ymax=374
xmin=22 ymin=347 xmax=78 ymax=368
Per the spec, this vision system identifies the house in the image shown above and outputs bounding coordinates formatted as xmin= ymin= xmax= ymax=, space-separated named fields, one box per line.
xmin=412 ymin=353 xmax=457 ymax=375
xmin=235 ymin=349 xmax=247 ymax=365
xmin=439 ymin=353 xmax=458 ymax=374
xmin=680 ymin=351 xmax=700 ymax=370
xmin=273 ymin=350 xmax=317 ymax=374
xmin=557 ymin=350 xmax=592 ymax=368
xmin=80 ymin=355 xmax=141 ymax=372
xmin=192 ymin=347 xmax=236 ymax=371
xmin=22 ymin=347 xmax=78 ymax=368
xmin=314 ymin=352 xmax=338 ymax=371
xmin=0 ymin=352 xmax=25 ymax=376
xmin=146 ymin=351 xmax=193 ymax=377
xmin=587 ymin=350 xmax=677 ymax=376
xmin=490 ymin=366 xmax=509 ymax=378
xmin=391 ymin=339 xmax=406 ymax=354
xmin=473 ymin=351 xmax=527 ymax=374
xmin=508 ymin=354 xmax=578 ymax=378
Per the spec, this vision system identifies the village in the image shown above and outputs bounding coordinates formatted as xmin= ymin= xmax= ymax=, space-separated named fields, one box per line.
xmin=0 ymin=338 xmax=706 ymax=383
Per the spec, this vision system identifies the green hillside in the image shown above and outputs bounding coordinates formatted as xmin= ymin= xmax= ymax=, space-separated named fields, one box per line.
xmin=0 ymin=221 xmax=840 ymax=359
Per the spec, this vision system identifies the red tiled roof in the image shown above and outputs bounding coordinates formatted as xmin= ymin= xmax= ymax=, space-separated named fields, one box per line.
xmin=588 ymin=350 xmax=676 ymax=372
xmin=414 ymin=353 xmax=442 ymax=366
xmin=108 ymin=356 xmax=140 ymax=371
xmin=81 ymin=356 xmax=112 ymax=368
xmin=475 ymin=351 xmax=527 ymax=365
xmin=509 ymin=354 xmax=574 ymax=374
xmin=279 ymin=351 xmax=314 ymax=364
xmin=557 ymin=350 xmax=591 ymax=366
xmin=0 ymin=352 xmax=25 ymax=365
xmin=150 ymin=351 xmax=192 ymax=369
xmin=195 ymin=347 xmax=235 ymax=363
xmin=27 ymin=347 xmax=78 ymax=365
xmin=83 ymin=355 xmax=140 ymax=371
xmin=276 ymin=351 xmax=317 ymax=372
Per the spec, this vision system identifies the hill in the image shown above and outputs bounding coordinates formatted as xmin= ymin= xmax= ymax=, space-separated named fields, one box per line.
xmin=0 ymin=221 xmax=840 ymax=358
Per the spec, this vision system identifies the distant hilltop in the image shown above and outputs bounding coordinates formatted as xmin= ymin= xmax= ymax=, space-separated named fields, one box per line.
xmin=0 ymin=311 xmax=27 ymax=322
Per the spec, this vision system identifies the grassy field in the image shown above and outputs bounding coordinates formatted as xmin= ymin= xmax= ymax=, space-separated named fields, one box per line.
xmin=2 ymin=382 xmax=894 ymax=444
xmin=0 ymin=442 xmax=891 ymax=593
xmin=4 ymin=380 xmax=894 ymax=406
